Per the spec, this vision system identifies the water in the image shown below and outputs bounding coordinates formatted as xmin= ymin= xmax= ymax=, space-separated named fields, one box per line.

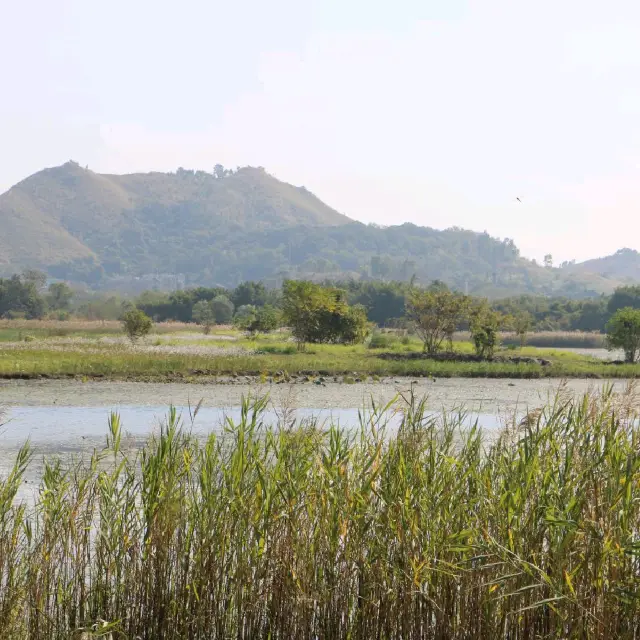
xmin=551 ymin=347 xmax=623 ymax=360
xmin=0 ymin=404 xmax=505 ymax=450
xmin=1 ymin=377 xmax=632 ymax=451
xmin=1 ymin=378 xmax=634 ymax=501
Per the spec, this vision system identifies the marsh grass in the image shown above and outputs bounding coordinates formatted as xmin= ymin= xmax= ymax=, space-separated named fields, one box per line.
xmin=0 ymin=346 xmax=546 ymax=379
xmin=501 ymin=331 xmax=606 ymax=349
xmin=0 ymin=320 xmax=199 ymax=343
xmin=1 ymin=389 xmax=640 ymax=637
xmin=0 ymin=321 xmax=632 ymax=379
xmin=3 ymin=342 xmax=640 ymax=380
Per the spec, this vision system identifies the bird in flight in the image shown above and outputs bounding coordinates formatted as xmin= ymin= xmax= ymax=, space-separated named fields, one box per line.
xmin=516 ymin=197 xmax=522 ymax=203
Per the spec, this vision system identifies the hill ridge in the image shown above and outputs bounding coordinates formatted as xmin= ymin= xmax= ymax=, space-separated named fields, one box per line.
xmin=0 ymin=162 xmax=635 ymax=297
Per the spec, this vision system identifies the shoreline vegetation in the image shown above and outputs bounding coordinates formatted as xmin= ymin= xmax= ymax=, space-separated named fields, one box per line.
xmin=1 ymin=390 xmax=640 ymax=637
xmin=0 ymin=320 xmax=637 ymax=381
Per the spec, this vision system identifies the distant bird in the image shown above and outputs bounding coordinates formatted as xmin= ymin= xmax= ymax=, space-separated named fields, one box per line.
xmin=516 ymin=197 xmax=522 ymax=203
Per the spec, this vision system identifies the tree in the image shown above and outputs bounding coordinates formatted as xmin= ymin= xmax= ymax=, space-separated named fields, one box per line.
xmin=405 ymin=288 xmax=469 ymax=354
xmin=0 ymin=275 xmax=46 ymax=319
xmin=250 ymin=305 xmax=281 ymax=335
xmin=192 ymin=300 xmax=216 ymax=334
xmin=21 ymin=269 xmax=47 ymax=289
xmin=470 ymin=304 xmax=501 ymax=358
xmin=121 ymin=309 xmax=153 ymax=343
xmin=282 ymin=280 xmax=369 ymax=347
xmin=335 ymin=304 xmax=369 ymax=344
xmin=47 ymin=282 xmax=74 ymax=311
xmin=211 ymin=295 xmax=234 ymax=324
xmin=606 ymin=307 xmax=640 ymax=363
xmin=513 ymin=312 xmax=532 ymax=348
xmin=608 ymin=286 xmax=640 ymax=314
xmin=544 ymin=254 xmax=553 ymax=268
xmin=233 ymin=304 xmax=258 ymax=329
xmin=283 ymin=281 xmax=330 ymax=347
xmin=231 ymin=281 xmax=267 ymax=308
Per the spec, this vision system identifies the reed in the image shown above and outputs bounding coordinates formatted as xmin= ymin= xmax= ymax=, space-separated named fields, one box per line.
xmin=501 ymin=331 xmax=606 ymax=349
xmin=0 ymin=389 xmax=640 ymax=638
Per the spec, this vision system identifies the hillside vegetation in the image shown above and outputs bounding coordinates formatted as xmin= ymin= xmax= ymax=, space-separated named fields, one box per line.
xmin=0 ymin=161 xmax=633 ymax=296
xmin=565 ymin=248 xmax=640 ymax=280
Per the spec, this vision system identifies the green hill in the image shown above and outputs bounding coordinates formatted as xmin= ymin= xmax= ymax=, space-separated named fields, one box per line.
xmin=566 ymin=248 xmax=640 ymax=281
xmin=0 ymin=161 xmax=348 ymax=272
xmin=0 ymin=162 xmax=630 ymax=297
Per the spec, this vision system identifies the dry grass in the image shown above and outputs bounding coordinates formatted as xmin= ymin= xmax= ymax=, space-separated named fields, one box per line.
xmin=0 ymin=319 xmax=196 ymax=333
xmin=0 ymin=390 xmax=640 ymax=637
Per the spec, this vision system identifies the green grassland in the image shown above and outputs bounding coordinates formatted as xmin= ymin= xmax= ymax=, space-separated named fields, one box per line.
xmin=0 ymin=321 xmax=636 ymax=380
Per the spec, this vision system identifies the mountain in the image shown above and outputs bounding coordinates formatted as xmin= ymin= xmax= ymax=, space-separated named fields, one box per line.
xmin=566 ymin=248 xmax=640 ymax=281
xmin=0 ymin=161 xmax=347 ymax=273
xmin=0 ymin=162 xmax=631 ymax=297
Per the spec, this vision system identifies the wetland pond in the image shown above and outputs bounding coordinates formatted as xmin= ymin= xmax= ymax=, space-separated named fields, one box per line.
xmin=1 ymin=377 xmax=633 ymax=447
xmin=0 ymin=378 xmax=634 ymax=497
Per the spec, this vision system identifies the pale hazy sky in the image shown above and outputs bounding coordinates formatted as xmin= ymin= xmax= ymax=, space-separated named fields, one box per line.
xmin=2 ymin=0 xmax=640 ymax=263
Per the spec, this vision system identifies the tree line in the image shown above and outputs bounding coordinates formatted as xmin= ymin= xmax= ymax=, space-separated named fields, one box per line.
xmin=3 ymin=270 xmax=640 ymax=336
xmin=0 ymin=272 xmax=74 ymax=319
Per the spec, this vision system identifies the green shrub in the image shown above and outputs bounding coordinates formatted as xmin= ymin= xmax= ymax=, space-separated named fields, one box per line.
xmin=121 ymin=309 xmax=153 ymax=343
xmin=256 ymin=344 xmax=297 ymax=355
xmin=367 ymin=332 xmax=398 ymax=349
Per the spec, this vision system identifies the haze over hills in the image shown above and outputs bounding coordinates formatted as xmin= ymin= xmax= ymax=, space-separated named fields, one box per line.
xmin=0 ymin=161 xmax=636 ymax=297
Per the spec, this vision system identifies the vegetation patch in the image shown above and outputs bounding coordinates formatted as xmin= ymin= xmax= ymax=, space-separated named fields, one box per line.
xmin=377 ymin=351 xmax=552 ymax=366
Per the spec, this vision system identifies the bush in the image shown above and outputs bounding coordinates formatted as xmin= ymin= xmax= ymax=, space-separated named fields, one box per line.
xmin=470 ymin=304 xmax=501 ymax=359
xmin=233 ymin=305 xmax=258 ymax=330
xmin=249 ymin=306 xmax=280 ymax=335
xmin=236 ymin=305 xmax=281 ymax=335
xmin=121 ymin=309 xmax=153 ymax=343
xmin=256 ymin=344 xmax=297 ymax=355
xmin=283 ymin=281 xmax=369 ymax=347
xmin=192 ymin=300 xmax=215 ymax=334
xmin=367 ymin=331 xmax=398 ymax=349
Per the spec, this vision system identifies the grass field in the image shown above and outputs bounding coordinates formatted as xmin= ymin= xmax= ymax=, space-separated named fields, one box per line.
xmin=0 ymin=320 xmax=635 ymax=380
xmin=1 ymin=389 xmax=640 ymax=637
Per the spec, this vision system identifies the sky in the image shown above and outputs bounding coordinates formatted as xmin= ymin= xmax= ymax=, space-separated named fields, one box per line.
xmin=2 ymin=0 xmax=640 ymax=264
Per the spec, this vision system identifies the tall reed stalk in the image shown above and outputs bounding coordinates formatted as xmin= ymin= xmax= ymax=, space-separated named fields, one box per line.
xmin=1 ymin=388 xmax=640 ymax=638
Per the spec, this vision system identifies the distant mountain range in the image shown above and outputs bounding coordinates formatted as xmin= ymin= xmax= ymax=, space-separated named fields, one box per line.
xmin=0 ymin=161 xmax=637 ymax=297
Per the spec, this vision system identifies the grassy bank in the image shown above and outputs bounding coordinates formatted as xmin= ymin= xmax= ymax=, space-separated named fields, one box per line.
xmin=0 ymin=342 xmax=638 ymax=380
xmin=0 ymin=320 xmax=633 ymax=380
xmin=1 ymin=390 xmax=640 ymax=637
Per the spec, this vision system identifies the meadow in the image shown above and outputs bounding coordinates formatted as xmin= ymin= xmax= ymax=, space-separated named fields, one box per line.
xmin=0 ymin=320 xmax=635 ymax=380
xmin=0 ymin=388 xmax=640 ymax=637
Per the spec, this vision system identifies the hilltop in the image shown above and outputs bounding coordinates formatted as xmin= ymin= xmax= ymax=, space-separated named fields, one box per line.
xmin=0 ymin=161 xmax=347 ymax=272
xmin=0 ymin=162 xmax=632 ymax=297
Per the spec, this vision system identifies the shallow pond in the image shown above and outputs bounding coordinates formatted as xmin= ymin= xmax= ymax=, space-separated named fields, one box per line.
xmin=0 ymin=377 xmax=632 ymax=448
xmin=0 ymin=378 xmax=634 ymax=499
